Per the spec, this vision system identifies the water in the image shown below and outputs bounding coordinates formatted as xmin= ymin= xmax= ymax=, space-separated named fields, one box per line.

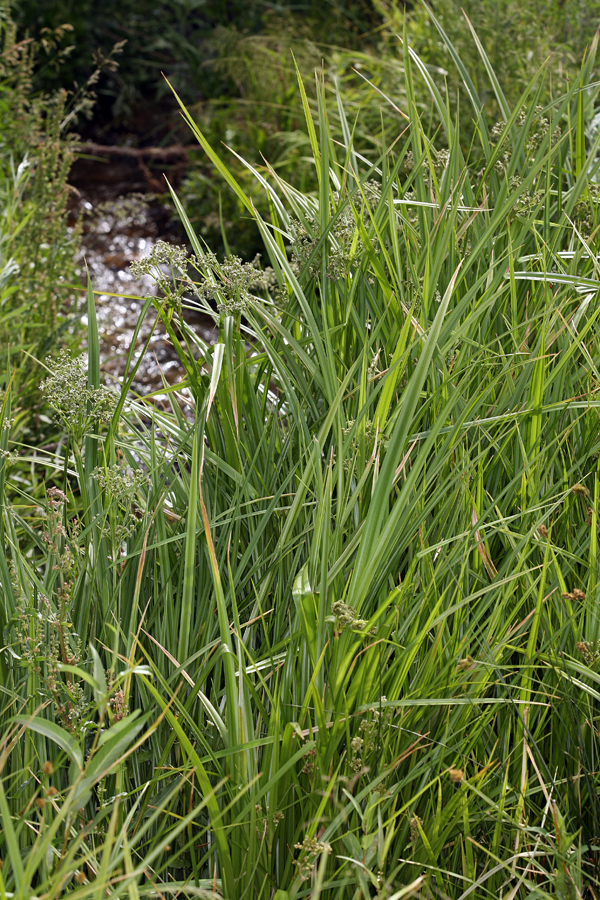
xmin=69 ymin=154 xmax=217 ymax=397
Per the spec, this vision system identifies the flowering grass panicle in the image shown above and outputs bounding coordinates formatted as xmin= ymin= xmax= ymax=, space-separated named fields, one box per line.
xmin=129 ymin=240 xmax=189 ymax=279
xmin=577 ymin=640 xmax=600 ymax=667
xmin=294 ymin=836 xmax=332 ymax=881
xmin=40 ymin=350 xmax=116 ymax=443
xmin=94 ymin=463 xmax=146 ymax=543
xmin=130 ymin=240 xmax=191 ymax=313
xmin=192 ymin=251 xmax=276 ymax=315
xmin=332 ymin=599 xmax=369 ymax=633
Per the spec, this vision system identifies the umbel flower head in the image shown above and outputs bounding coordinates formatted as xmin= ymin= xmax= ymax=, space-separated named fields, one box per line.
xmin=130 ymin=241 xmax=277 ymax=318
xmin=129 ymin=240 xmax=188 ymax=280
xmin=130 ymin=240 xmax=191 ymax=315
xmin=40 ymin=350 xmax=117 ymax=444
xmin=192 ymin=251 xmax=277 ymax=316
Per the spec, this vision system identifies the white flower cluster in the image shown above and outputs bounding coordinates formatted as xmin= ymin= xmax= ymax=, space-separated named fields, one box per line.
xmin=40 ymin=351 xmax=117 ymax=443
xmin=129 ymin=240 xmax=188 ymax=279
xmin=193 ymin=251 xmax=277 ymax=315
xmin=94 ymin=463 xmax=146 ymax=544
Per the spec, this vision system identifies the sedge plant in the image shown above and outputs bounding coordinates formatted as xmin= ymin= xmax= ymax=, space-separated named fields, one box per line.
xmin=3 ymin=12 xmax=600 ymax=898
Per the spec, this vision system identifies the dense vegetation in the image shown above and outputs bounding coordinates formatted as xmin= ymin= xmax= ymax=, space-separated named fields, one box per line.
xmin=0 ymin=8 xmax=81 ymax=406
xmin=4 ymin=0 xmax=600 ymax=897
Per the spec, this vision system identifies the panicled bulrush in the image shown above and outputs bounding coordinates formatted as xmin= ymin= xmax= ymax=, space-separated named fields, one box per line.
xmin=341 ymin=418 xmax=389 ymax=472
xmin=40 ymin=350 xmax=117 ymax=444
xmin=457 ymin=656 xmax=474 ymax=671
xmin=509 ymin=175 xmax=544 ymax=221
xmin=349 ymin=736 xmax=364 ymax=772
xmin=94 ymin=463 xmax=147 ymax=544
xmin=293 ymin=836 xmax=332 ymax=881
xmin=574 ymin=183 xmax=600 ymax=241
xmin=410 ymin=814 xmax=423 ymax=844
xmin=571 ymin=483 xmax=589 ymax=497
xmin=332 ymin=599 xmax=370 ymax=633
xmin=192 ymin=251 xmax=277 ymax=316
xmin=9 ymin=488 xmax=87 ymax=733
xmin=130 ymin=240 xmax=191 ymax=314
xmin=358 ymin=697 xmax=393 ymax=755
xmin=290 ymin=180 xmax=382 ymax=281
xmin=577 ymin=640 xmax=600 ymax=667
xmin=129 ymin=239 xmax=189 ymax=280
xmin=131 ymin=241 xmax=277 ymax=317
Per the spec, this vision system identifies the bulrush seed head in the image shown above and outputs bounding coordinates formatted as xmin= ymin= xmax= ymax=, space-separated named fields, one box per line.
xmin=192 ymin=251 xmax=276 ymax=315
xmin=129 ymin=239 xmax=188 ymax=278
xmin=331 ymin=599 xmax=372 ymax=633
xmin=577 ymin=640 xmax=600 ymax=667
xmin=40 ymin=350 xmax=117 ymax=443
xmin=410 ymin=814 xmax=423 ymax=843
xmin=293 ymin=836 xmax=332 ymax=881
xmin=572 ymin=483 xmax=588 ymax=497
xmin=290 ymin=181 xmax=382 ymax=281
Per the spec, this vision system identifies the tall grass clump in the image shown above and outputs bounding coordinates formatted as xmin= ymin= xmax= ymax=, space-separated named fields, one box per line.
xmin=4 ymin=11 xmax=600 ymax=897
xmin=0 ymin=2 xmax=86 ymax=429
xmin=179 ymin=0 xmax=600 ymax=258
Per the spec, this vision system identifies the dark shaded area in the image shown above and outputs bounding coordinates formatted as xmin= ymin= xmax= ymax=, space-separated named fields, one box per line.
xmin=13 ymin=0 xmax=383 ymax=132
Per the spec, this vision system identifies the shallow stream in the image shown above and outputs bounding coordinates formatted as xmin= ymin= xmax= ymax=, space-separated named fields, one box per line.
xmin=69 ymin=153 xmax=217 ymax=397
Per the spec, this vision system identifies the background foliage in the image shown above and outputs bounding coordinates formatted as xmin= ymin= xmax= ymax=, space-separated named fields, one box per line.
xmin=0 ymin=4 xmax=82 ymax=428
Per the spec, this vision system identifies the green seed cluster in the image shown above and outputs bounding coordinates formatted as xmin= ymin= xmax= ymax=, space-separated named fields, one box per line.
xmin=332 ymin=599 xmax=371 ymax=633
xmin=94 ymin=463 xmax=146 ymax=502
xmin=40 ymin=350 xmax=117 ymax=444
xmin=290 ymin=180 xmax=382 ymax=281
xmin=574 ymin=183 xmax=600 ymax=240
xmin=94 ymin=463 xmax=146 ymax=544
xmin=577 ymin=640 xmax=600 ymax=667
xmin=341 ymin=418 xmax=389 ymax=471
xmin=293 ymin=836 xmax=331 ymax=881
xmin=193 ymin=251 xmax=277 ymax=315
xmin=129 ymin=240 xmax=189 ymax=279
